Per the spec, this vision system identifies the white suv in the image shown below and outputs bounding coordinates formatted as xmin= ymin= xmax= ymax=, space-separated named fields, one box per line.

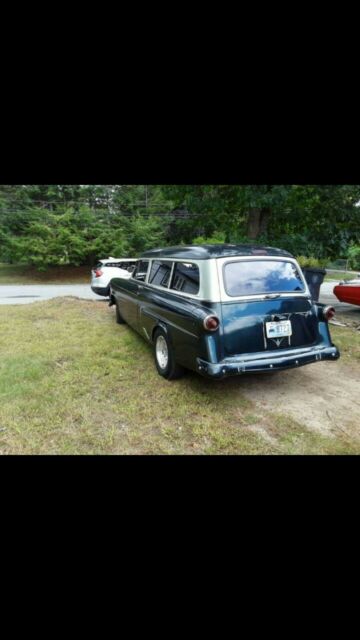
xmin=91 ymin=257 xmax=137 ymax=297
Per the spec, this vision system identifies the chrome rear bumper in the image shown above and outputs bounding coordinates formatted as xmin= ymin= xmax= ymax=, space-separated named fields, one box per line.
xmin=196 ymin=344 xmax=340 ymax=378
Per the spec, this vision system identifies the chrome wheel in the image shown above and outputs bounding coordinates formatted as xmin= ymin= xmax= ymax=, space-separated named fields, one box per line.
xmin=156 ymin=335 xmax=169 ymax=370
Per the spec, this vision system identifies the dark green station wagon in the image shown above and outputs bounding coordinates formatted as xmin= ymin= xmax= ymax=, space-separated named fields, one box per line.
xmin=109 ymin=244 xmax=340 ymax=380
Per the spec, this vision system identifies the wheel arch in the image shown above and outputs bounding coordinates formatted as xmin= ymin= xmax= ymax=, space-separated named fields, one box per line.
xmin=151 ymin=321 xmax=170 ymax=343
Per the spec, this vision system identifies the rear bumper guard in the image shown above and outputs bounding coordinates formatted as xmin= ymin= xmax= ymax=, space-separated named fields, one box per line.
xmin=196 ymin=344 xmax=340 ymax=378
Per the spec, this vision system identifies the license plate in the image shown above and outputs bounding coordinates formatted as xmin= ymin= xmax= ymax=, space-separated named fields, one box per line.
xmin=266 ymin=320 xmax=292 ymax=338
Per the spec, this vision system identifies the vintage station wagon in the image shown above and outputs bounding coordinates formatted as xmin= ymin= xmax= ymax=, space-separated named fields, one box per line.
xmin=109 ymin=244 xmax=340 ymax=380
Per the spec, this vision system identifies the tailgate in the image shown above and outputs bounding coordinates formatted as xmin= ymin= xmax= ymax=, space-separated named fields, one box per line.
xmin=220 ymin=297 xmax=318 ymax=357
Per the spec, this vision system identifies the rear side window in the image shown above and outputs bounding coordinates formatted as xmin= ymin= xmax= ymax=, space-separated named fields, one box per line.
xmin=116 ymin=261 xmax=137 ymax=272
xmin=104 ymin=262 xmax=134 ymax=269
xmin=170 ymin=262 xmax=200 ymax=295
xmin=224 ymin=260 xmax=305 ymax=297
xmin=133 ymin=260 xmax=149 ymax=282
xmin=149 ymin=260 xmax=173 ymax=288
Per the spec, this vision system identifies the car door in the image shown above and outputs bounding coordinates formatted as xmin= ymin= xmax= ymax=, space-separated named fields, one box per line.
xmin=122 ymin=260 xmax=150 ymax=330
xmin=137 ymin=260 xmax=204 ymax=367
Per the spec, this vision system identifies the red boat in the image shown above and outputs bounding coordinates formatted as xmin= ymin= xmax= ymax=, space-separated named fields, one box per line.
xmin=333 ymin=279 xmax=360 ymax=306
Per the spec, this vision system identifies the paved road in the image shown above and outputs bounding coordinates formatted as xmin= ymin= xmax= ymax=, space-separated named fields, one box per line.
xmin=0 ymin=284 xmax=102 ymax=305
xmin=0 ymin=281 xmax=359 ymax=314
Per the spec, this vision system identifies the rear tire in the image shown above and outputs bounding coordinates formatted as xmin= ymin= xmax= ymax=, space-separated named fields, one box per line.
xmin=115 ymin=301 xmax=126 ymax=324
xmin=153 ymin=328 xmax=185 ymax=380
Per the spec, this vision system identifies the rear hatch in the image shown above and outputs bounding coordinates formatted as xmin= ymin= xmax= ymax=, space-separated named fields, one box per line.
xmin=219 ymin=258 xmax=318 ymax=357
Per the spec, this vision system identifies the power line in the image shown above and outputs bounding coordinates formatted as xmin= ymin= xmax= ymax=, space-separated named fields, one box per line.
xmin=0 ymin=186 xmax=165 ymax=204
xmin=0 ymin=201 xmax=175 ymax=210
xmin=0 ymin=206 xmax=188 ymax=216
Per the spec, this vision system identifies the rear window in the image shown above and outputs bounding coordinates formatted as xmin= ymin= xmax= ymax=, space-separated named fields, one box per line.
xmin=170 ymin=262 xmax=200 ymax=295
xmin=224 ymin=260 xmax=305 ymax=297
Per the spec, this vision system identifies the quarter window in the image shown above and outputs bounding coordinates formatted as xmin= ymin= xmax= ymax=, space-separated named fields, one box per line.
xmin=149 ymin=260 xmax=173 ymax=288
xmin=133 ymin=260 xmax=149 ymax=282
xmin=170 ymin=262 xmax=200 ymax=295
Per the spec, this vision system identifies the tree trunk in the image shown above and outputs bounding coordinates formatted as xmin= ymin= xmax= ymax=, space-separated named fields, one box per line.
xmin=259 ymin=207 xmax=270 ymax=236
xmin=247 ymin=207 xmax=271 ymax=240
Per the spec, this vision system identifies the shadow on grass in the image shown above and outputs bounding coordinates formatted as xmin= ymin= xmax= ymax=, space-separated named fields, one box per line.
xmin=124 ymin=322 xmax=281 ymax=399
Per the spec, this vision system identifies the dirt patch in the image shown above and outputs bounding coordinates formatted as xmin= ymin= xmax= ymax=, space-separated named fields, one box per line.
xmin=332 ymin=309 xmax=360 ymax=331
xmin=247 ymin=424 xmax=281 ymax=446
xmin=237 ymin=359 xmax=360 ymax=439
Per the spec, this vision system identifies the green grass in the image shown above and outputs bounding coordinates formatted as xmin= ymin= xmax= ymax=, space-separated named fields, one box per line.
xmin=324 ymin=270 xmax=360 ymax=282
xmin=0 ymin=263 xmax=89 ymax=284
xmin=330 ymin=325 xmax=360 ymax=362
xmin=324 ymin=271 xmax=359 ymax=282
xmin=0 ymin=298 xmax=359 ymax=455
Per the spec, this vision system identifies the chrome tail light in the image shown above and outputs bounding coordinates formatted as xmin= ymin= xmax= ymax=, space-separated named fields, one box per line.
xmin=203 ymin=315 xmax=220 ymax=331
xmin=323 ymin=306 xmax=336 ymax=321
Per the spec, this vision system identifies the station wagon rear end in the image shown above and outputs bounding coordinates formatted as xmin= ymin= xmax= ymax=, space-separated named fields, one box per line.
xmin=110 ymin=245 xmax=340 ymax=380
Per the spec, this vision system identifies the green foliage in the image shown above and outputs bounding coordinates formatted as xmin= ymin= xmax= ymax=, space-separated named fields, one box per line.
xmin=165 ymin=184 xmax=360 ymax=258
xmin=121 ymin=214 xmax=167 ymax=254
xmin=296 ymin=255 xmax=328 ymax=268
xmin=1 ymin=184 xmax=360 ymax=268
xmin=347 ymin=245 xmax=360 ymax=270
xmin=192 ymin=231 xmax=226 ymax=245
xmin=0 ymin=186 xmax=169 ymax=268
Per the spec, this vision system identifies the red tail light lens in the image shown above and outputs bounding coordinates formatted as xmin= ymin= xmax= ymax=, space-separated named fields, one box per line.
xmin=324 ymin=306 xmax=335 ymax=321
xmin=94 ymin=269 xmax=103 ymax=278
xmin=203 ymin=315 xmax=220 ymax=331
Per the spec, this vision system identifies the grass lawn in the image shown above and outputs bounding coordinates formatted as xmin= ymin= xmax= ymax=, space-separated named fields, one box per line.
xmin=0 ymin=297 xmax=359 ymax=455
xmin=330 ymin=321 xmax=360 ymax=362
xmin=0 ymin=263 xmax=89 ymax=284
xmin=324 ymin=271 xmax=359 ymax=282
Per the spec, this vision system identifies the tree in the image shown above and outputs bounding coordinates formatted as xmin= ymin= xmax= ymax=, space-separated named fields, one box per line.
xmin=1 ymin=184 xmax=360 ymax=267
xmin=0 ymin=185 xmax=170 ymax=267
xmin=161 ymin=184 xmax=360 ymax=257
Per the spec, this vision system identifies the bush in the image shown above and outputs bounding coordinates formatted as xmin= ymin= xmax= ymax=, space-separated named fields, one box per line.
xmin=192 ymin=231 xmax=226 ymax=245
xmin=296 ymin=255 xmax=328 ymax=269
xmin=347 ymin=245 xmax=360 ymax=270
